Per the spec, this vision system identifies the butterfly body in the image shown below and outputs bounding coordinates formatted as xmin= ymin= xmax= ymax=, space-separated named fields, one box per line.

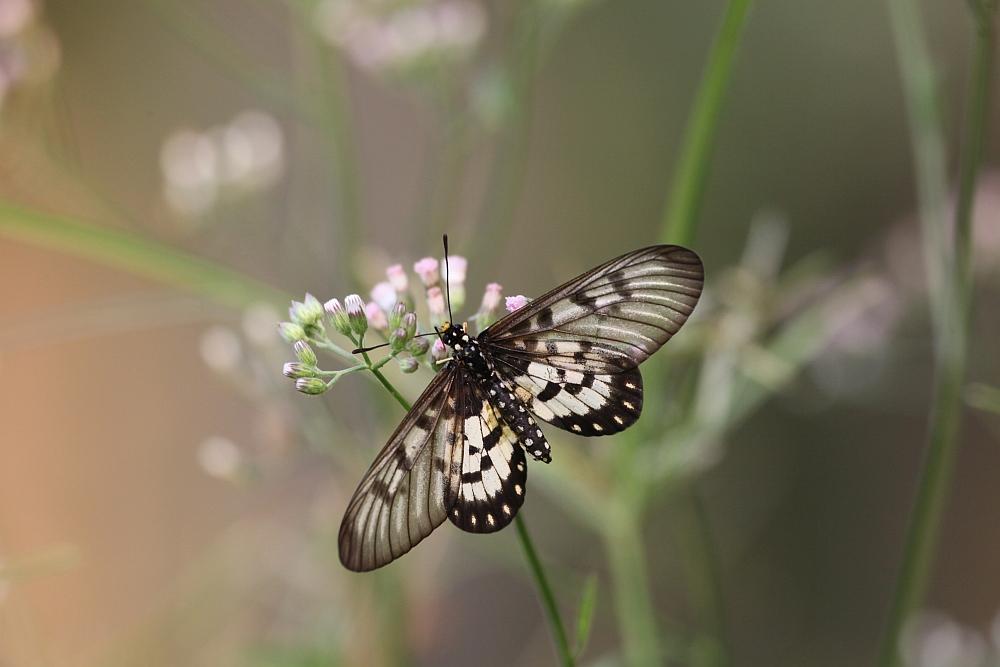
xmin=339 ymin=245 xmax=704 ymax=571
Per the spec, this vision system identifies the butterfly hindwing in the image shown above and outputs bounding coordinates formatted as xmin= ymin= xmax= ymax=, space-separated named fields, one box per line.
xmin=338 ymin=368 xmax=464 ymax=572
xmin=448 ymin=377 xmax=528 ymax=533
xmin=482 ymin=246 xmax=702 ymax=436
xmin=497 ymin=356 xmax=644 ymax=436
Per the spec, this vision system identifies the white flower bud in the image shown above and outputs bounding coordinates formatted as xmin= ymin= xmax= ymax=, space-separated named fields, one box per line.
xmin=390 ymin=327 xmax=408 ymax=354
xmin=344 ymin=294 xmax=367 ymax=336
xmin=283 ymin=362 xmax=317 ymax=379
xmin=295 ymin=377 xmax=328 ymax=395
xmin=293 ymin=340 xmax=317 ymax=366
xmin=325 ymin=298 xmax=352 ymax=336
xmin=430 ymin=337 xmax=448 ymax=364
xmin=389 ymin=302 xmax=407 ymax=331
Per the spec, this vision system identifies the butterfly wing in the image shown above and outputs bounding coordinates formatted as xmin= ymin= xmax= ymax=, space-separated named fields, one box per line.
xmin=338 ymin=367 xmax=464 ymax=572
xmin=482 ymin=245 xmax=703 ymax=436
xmin=448 ymin=377 xmax=528 ymax=532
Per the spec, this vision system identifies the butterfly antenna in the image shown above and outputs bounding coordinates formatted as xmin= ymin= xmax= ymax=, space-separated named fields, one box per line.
xmin=443 ymin=234 xmax=454 ymax=324
xmin=352 ymin=332 xmax=437 ymax=354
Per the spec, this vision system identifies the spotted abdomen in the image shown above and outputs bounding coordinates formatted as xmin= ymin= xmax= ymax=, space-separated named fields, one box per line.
xmin=486 ymin=375 xmax=552 ymax=463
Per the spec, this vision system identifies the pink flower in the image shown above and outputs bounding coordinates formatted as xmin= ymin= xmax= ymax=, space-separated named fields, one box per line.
xmin=366 ymin=302 xmax=389 ymax=331
xmin=430 ymin=337 xmax=448 ymax=363
xmin=505 ymin=295 xmax=528 ymax=312
xmin=386 ymin=264 xmax=409 ymax=293
xmin=480 ymin=282 xmax=502 ymax=311
xmin=413 ymin=257 xmax=440 ymax=287
xmin=370 ymin=281 xmax=397 ymax=312
xmin=426 ymin=286 xmax=446 ymax=325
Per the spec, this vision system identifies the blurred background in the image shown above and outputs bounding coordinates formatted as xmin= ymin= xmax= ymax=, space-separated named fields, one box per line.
xmin=0 ymin=0 xmax=998 ymax=666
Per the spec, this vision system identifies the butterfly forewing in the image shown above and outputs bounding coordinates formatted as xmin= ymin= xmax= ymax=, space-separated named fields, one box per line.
xmin=483 ymin=245 xmax=703 ymax=436
xmin=338 ymin=367 xmax=464 ymax=572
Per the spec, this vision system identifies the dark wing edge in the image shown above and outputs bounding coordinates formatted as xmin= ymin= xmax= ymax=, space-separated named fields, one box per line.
xmin=338 ymin=367 xmax=464 ymax=572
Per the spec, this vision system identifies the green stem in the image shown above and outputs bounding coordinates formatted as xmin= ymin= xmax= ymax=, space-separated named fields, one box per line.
xmin=660 ymin=0 xmax=755 ymax=247
xmin=876 ymin=4 xmax=997 ymax=667
xmin=515 ymin=514 xmax=575 ymax=667
xmin=603 ymin=498 xmax=660 ymax=667
xmin=0 ymin=201 xmax=289 ymax=309
xmin=677 ymin=488 xmax=731 ymax=667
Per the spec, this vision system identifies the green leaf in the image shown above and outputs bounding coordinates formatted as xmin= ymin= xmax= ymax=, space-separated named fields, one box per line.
xmin=574 ymin=573 xmax=599 ymax=659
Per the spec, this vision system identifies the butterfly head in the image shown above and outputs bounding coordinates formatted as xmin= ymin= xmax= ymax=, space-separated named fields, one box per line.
xmin=439 ymin=322 xmax=471 ymax=348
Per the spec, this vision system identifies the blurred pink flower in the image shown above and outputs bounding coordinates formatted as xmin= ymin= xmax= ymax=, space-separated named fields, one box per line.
xmin=366 ymin=302 xmax=389 ymax=331
xmin=505 ymin=295 xmax=528 ymax=312
xmin=413 ymin=257 xmax=440 ymax=287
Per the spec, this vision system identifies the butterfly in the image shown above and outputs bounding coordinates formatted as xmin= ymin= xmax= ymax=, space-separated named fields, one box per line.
xmin=339 ymin=244 xmax=704 ymax=571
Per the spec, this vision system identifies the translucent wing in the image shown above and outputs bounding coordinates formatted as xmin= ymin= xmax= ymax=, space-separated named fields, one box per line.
xmin=338 ymin=367 xmax=464 ymax=572
xmin=448 ymin=379 xmax=528 ymax=532
xmin=482 ymin=245 xmax=703 ymax=436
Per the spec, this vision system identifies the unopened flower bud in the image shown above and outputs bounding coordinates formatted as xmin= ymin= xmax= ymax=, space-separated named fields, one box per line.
xmin=407 ymin=336 xmax=430 ymax=356
xmin=506 ymin=295 xmax=529 ymax=312
xmin=283 ymin=362 xmax=317 ymax=379
xmin=389 ymin=302 xmax=407 ymax=331
xmin=295 ymin=377 xmax=328 ymax=395
xmin=398 ymin=357 xmax=419 ymax=374
xmin=427 ymin=286 xmax=445 ymax=326
xmin=476 ymin=282 xmax=503 ymax=329
xmin=325 ymin=298 xmax=352 ymax=336
xmin=278 ymin=322 xmax=307 ymax=343
xmin=290 ymin=293 xmax=323 ymax=325
xmin=366 ymin=302 xmax=389 ymax=332
xmin=390 ymin=327 xmax=408 ymax=353
xmin=370 ymin=282 xmax=397 ymax=312
xmin=402 ymin=312 xmax=417 ymax=340
xmin=293 ymin=340 xmax=317 ymax=366
xmin=344 ymin=294 xmax=367 ymax=336
xmin=430 ymin=337 xmax=448 ymax=364
xmin=386 ymin=264 xmax=408 ymax=294
xmin=413 ymin=257 xmax=439 ymax=288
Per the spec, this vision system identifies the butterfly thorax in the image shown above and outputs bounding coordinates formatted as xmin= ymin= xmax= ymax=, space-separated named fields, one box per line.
xmin=439 ymin=323 xmax=551 ymax=463
xmin=440 ymin=323 xmax=493 ymax=381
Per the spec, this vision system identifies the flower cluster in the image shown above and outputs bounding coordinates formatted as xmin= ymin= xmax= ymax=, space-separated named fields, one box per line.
xmin=160 ymin=110 xmax=285 ymax=219
xmin=0 ymin=0 xmax=60 ymax=112
xmin=278 ymin=254 xmax=506 ymax=395
xmin=314 ymin=0 xmax=487 ymax=79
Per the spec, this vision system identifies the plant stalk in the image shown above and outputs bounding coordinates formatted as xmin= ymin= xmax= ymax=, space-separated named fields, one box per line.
xmin=516 ymin=515 xmax=575 ymax=667
xmin=660 ymin=0 xmax=755 ymax=247
xmin=876 ymin=3 xmax=997 ymax=666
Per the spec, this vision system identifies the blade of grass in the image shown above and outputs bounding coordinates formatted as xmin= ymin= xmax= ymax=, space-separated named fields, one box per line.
xmin=574 ymin=573 xmax=599 ymax=659
xmin=516 ymin=514 xmax=575 ymax=667
xmin=660 ymin=0 xmax=755 ymax=247
xmin=876 ymin=2 xmax=997 ymax=666
xmin=0 ymin=200 xmax=290 ymax=308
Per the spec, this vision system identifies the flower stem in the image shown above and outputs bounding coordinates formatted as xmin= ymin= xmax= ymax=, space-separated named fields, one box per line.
xmin=876 ymin=3 xmax=997 ymax=666
xmin=515 ymin=514 xmax=575 ymax=667
xmin=363 ymin=358 xmax=573 ymax=667
xmin=659 ymin=0 xmax=755 ymax=247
